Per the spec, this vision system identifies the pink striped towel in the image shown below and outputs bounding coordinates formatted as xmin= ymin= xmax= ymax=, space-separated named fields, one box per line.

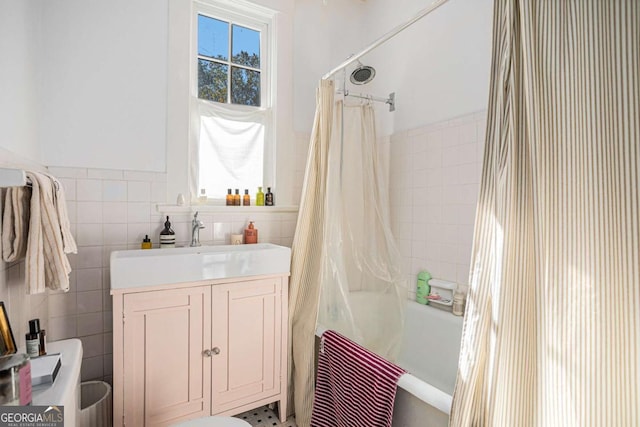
xmin=310 ymin=330 xmax=406 ymax=427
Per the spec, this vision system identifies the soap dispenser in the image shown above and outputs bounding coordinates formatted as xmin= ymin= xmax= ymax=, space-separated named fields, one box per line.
xmin=160 ymin=216 xmax=176 ymax=248
xmin=244 ymin=221 xmax=258 ymax=244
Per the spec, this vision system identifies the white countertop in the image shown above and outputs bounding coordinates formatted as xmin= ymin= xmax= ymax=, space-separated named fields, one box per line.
xmin=32 ymin=338 xmax=83 ymax=425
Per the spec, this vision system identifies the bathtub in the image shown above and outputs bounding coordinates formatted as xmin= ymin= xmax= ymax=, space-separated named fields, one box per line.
xmin=317 ymin=299 xmax=463 ymax=427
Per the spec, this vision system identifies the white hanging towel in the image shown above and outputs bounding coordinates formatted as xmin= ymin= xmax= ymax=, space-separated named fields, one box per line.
xmin=1 ymin=171 xmax=77 ymax=294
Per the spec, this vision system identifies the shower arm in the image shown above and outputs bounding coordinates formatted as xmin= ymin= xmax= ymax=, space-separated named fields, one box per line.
xmin=322 ymin=0 xmax=451 ymax=80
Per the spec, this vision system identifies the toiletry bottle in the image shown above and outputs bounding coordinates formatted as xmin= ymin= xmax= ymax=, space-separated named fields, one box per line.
xmin=26 ymin=319 xmax=40 ymax=358
xmin=199 ymin=189 xmax=207 ymax=204
xmin=160 ymin=216 xmax=176 ymax=248
xmin=226 ymin=189 xmax=233 ymax=206
xmin=244 ymin=221 xmax=258 ymax=244
xmin=416 ymin=271 xmax=432 ymax=305
xmin=234 ymin=189 xmax=241 ymax=206
xmin=256 ymin=187 xmax=265 ymax=206
xmin=243 ymin=189 xmax=250 ymax=206
xmin=265 ymin=187 xmax=274 ymax=206
xmin=453 ymin=290 xmax=466 ymax=316
xmin=141 ymin=235 xmax=152 ymax=249
xmin=38 ymin=329 xmax=46 ymax=356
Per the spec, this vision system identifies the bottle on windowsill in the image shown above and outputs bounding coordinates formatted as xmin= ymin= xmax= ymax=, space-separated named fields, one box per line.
xmin=226 ymin=189 xmax=233 ymax=206
xmin=265 ymin=187 xmax=274 ymax=206
xmin=256 ymin=187 xmax=265 ymax=206
xmin=243 ymin=189 xmax=250 ymax=206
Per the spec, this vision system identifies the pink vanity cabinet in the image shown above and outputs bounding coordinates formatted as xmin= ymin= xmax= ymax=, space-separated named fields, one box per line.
xmin=111 ymin=274 xmax=289 ymax=427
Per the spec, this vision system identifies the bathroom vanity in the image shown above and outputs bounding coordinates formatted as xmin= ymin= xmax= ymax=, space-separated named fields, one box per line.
xmin=110 ymin=244 xmax=291 ymax=427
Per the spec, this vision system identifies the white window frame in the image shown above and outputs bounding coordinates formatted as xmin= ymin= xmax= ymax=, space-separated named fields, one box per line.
xmin=190 ymin=0 xmax=276 ymax=203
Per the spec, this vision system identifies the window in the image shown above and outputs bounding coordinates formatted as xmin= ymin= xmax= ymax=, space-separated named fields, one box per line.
xmin=198 ymin=15 xmax=262 ymax=106
xmin=191 ymin=1 xmax=274 ymax=202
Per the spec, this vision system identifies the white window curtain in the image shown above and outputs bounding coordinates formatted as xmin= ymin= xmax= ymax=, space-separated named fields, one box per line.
xmin=190 ymin=99 xmax=271 ymax=200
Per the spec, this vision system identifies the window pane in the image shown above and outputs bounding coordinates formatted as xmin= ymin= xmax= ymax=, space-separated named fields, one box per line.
xmin=231 ymin=67 xmax=260 ymax=107
xmin=198 ymin=15 xmax=228 ymax=60
xmin=199 ymin=59 xmax=228 ymax=103
xmin=232 ymin=25 xmax=260 ymax=68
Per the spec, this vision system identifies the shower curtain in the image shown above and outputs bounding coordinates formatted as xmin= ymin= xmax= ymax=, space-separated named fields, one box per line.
xmin=451 ymin=1 xmax=639 ymax=426
xmin=289 ymin=79 xmax=405 ymax=427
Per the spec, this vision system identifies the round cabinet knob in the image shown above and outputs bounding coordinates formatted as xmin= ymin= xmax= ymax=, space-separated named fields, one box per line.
xmin=203 ymin=349 xmax=212 ymax=357
xmin=211 ymin=347 xmax=221 ymax=355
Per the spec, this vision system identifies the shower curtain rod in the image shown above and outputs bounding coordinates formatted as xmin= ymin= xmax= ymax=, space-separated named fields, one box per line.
xmin=338 ymin=90 xmax=396 ymax=112
xmin=322 ymin=0 xmax=451 ymax=80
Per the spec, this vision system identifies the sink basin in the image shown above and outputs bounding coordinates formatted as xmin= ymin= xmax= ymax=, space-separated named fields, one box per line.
xmin=110 ymin=243 xmax=292 ymax=290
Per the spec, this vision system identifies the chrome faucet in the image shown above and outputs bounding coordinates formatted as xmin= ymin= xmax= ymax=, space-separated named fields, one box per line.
xmin=190 ymin=211 xmax=205 ymax=247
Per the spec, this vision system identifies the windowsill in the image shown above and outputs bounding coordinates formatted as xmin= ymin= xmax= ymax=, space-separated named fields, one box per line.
xmin=156 ymin=204 xmax=299 ymax=214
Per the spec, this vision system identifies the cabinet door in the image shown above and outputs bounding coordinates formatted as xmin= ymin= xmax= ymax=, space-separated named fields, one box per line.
xmin=211 ymin=278 xmax=282 ymax=412
xmin=123 ymin=286 xmax=211 ymax=427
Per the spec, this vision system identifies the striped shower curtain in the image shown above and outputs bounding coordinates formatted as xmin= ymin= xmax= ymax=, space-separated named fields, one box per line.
xmin=451 ymin=1 xmax=639 ymax=426
xmin=288 ymin=79 xmax=335 ymax=427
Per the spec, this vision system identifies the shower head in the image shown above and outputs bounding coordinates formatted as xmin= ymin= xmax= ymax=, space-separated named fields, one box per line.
xmin=349 ymin=62 xmax=376 ymax=85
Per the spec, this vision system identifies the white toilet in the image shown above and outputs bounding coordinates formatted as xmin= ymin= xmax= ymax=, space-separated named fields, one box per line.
xmin=171 ymin=416 xmax=251 ymax=427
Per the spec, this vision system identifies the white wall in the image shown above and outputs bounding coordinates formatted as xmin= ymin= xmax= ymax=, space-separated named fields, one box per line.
xmin=0 ymin=0 xmax=41 ymax=163
xmin=358 ymin=0 xmax=493 ymax=136
xmin=292 ymin=0 xmax=368 ymax=133
xmin=39 ymin=0 xmax=169 ymax=172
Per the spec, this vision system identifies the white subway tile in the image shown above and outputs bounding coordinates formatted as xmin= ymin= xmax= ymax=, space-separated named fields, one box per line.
xmin=76 ymin=224 xmax=104 ymax=246
xmin=48 ymin=167 xmax=87 ymax=179
xmin=102 ymin=202 xmax=127 ymax=223
xmin=76 ymin=179 xmax=102 ymax=201
xmin=58 ymin=178 xmax=76 ymax=201
xmin=76 ymin=202 xmax=103 ymax=224
xmin=103 ymin=333 xmax=113 ymax=354
xmin=127 ymin=202 xmax=151 ymax=223
xmin=151 ymin=181 xmax=167 ymax=203
xmin=77 ymin=246 xmax=103 ymax=269
xmin=127 ymin=224 xmax=151 ymax=245
xmin=103 ymin=311 xmax=112 ymax=333
xmin=76 ymin=268 xmax=103 ymax=292
xmin=88 ymin=169 xmax=123 ymax=180
xmin=80 ymin=334 xmax=104 ymax=358
xmin=127 ymin=181 xmax=151 ymax=202
xmin=77 ymin=290 xmax=103 ymax=314
xmin=103 ymin=224 xmax=128 ymax=246
xmin=103 ymin=180 xmax=127 ymax=202
xmin=104 ymin=354 xmax=113 ymax=376
xmin=457 ymin=163 xmax=479 ymax=185
xmin=48 ymin=316 xmax=77 ymax=341
xmin=212 ymin=222 xmax=231 ymax=241
xmin=103 ymin=290 xmax=112 ymax=311
xmin=458 ymin=122 xmax=477 ymax=144
xmin=124 ymin=171 xmax=157 ymax=181
xmin=49 ymin=293 xmax=77 ymax=318
xmin=77 ymin=312 xmax=103 ymax=337
xmin=66 ymin=201 xmax=77 ymax=224
xmin=81 ymin=355 xmax=104 ymax=381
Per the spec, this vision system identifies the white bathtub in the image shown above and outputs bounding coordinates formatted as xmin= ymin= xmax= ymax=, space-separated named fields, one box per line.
xmin=393 ymin=300 xmax=463 ymax=427
xmin=316 ymin=299 xmax=463 ymax=427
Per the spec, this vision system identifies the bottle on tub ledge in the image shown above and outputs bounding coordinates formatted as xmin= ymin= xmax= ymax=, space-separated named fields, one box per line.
xmin=160 ymin=216 xmax=176 ymax=248
xmin=244 ymin=221 xmax=258 ymax=244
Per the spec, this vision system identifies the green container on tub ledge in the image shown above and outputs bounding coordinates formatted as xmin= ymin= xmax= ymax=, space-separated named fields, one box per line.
xmin=416 ymin=271 xmax=432 ymax=305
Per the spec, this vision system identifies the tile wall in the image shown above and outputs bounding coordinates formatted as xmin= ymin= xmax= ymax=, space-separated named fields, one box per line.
xmin=47 ymin=166 xmax=298 ymax=383
xmin=388 ymin=111 xmax=487 ymax=299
